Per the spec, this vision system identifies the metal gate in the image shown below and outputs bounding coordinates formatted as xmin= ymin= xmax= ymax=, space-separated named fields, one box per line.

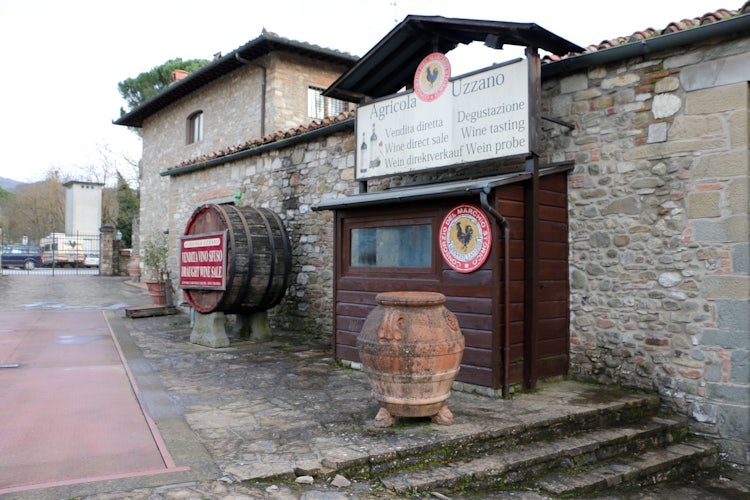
xmin=1 ymin=231 xmax=101 ymax=276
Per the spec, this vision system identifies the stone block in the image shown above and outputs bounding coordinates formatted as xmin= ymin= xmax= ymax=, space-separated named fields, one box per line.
xmin=731 ymin=349 xmax=749 ymax=384
xmin=647 ymin=123 xmax=667 ymax=143
xmin=692 ymin=216 xmax=749 ymax=243
xmin=668 ymin=115 xmax=723 ymax=141
xmin=603 ymin=196 xmax=641 ymax=215
xmin=716 ymin=403 xmax=750 ymax=442
xmin=664 ymin=51 xmax=703 ymax=70
xmin=694 ymin=150 xmax=749 ymax=179
xmin=714 ymin=438 xmax=750 ymax=467
xmin=733 ymin=243 xmax=749 ymax=274
xmin=691 ymin=400 xmax=718 ymax=423
xmin=680 ymin=51 xmax=750 ymax=91
xmin=685 ymin=83 xmax=748 ymax=115
xmin=652 ymin=94 xmax=682 ymax=119
xmin=702 ymin=328 xmax=748 ymax=349
xmin=687 ymin=191 xmax=721 ymax=218
xmin=702 ymin=277 xmax=750 ymax=300
xmin=728 ymin=109 xmax=748 ymax=149
xmin=655 ymin=76 xmax=680 ymax=94
xmin=550 ymin=94 xmax=573 ymax=116
xmin=624 ymin=138 xmax=726 ymax=161
xmin=574 ymin=88 xmax=601 ymax=101
xmin=716 ymin=299 xmax=750 ymax=332
xmin=707 ymin=382 xmax=750 ymax=404
xmin=191 ymin=311 xmax=231 ymax=348
xmin=601 ymin=73 xmax=639 ymax=90
xmin=560 ymin=73 xmax=588 ymax=94
xmin=727 ymin=178 xmax=748 ymax=214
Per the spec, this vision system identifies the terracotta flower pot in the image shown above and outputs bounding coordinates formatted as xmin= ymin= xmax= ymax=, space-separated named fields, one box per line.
xmin=357 ymin=291 xmax=464 ymax=426
xmin=145 ymin=280 xmax=167 ymax=306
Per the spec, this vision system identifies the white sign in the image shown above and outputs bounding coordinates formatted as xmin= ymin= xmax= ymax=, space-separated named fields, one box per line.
xmin=356 ymin=58 xmax=529 ymax=180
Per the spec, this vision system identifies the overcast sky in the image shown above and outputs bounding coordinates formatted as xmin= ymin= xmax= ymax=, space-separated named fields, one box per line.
xmin=0 ymin=0 xmax=732 ymax=184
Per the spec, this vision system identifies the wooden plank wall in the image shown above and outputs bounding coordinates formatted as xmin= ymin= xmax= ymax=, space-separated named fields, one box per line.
xmin=334 ymin=199 xmax=496 ymax=387
xmin=536 ymin=172 xmax=570 ymax=378
xmin=332 ymin=172 xmax=569 ymax=390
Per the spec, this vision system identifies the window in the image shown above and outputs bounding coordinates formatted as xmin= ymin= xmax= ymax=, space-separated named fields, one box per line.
xmin=308 ymin=86 xmax=347 ymax=120
xmin=187 ymin=111 xmax=203 ymax=144
xmin=350 ymin=224 xmax=432 ymax=268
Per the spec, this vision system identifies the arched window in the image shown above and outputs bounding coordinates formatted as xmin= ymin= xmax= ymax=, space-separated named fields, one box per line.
xmin=187 ymin=111 xmax=203 ymax=144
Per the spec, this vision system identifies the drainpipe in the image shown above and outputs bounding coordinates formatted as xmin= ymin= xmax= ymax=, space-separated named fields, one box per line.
xmin=235 ymin=53 xmax=267 ymax=137
xmin=480 ymin=189 xmax=511 ymax=399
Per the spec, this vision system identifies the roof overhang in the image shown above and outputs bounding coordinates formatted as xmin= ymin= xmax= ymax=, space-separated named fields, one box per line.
xmin=312 ymin=163 xmax=573 ymax=211
xmin=323 ymin=15 xmax=584 ymax=102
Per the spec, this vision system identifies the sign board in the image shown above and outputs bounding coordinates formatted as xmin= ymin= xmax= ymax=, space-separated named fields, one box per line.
xmin=439 ymin=204 xmax=492 ymax=273
xmin=179 ymin=231 xmax=227 ymax=290
xmin=356 ymin=57 xmax=529 ymax=180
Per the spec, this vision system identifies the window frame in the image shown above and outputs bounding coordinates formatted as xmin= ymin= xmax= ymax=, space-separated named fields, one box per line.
xmin=187 ymin=110 xmax=204 ymax=144
xmin=341 ymin=214 xmax=440 ymax=278
xmin=308 ymin=86 xmax=347 ymax=120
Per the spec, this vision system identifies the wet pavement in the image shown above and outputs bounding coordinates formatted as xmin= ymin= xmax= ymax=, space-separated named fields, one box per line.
xmin=0 ymin=275 xmax=747 ymax=499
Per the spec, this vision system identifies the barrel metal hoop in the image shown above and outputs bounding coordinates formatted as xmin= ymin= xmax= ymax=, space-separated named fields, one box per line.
xmin=264 ymin=208 xmax=292 ymax=300
xmin=213 ymin=203 xmax=239 ymax=310
xmin=234 ymin=205 xmax=255 ymax=309
xmin=248 ymin=206 xmax=277 ymax=311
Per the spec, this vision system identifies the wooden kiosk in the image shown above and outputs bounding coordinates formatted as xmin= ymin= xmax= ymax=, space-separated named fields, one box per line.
xmin=315 ymin=17 xmax=583 ymax=397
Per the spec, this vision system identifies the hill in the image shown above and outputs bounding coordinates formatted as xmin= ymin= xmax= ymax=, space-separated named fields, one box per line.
xmin=0 ymin=176 xmax=21 ymax=191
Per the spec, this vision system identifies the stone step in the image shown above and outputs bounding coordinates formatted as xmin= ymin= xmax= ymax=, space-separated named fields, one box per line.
xmin=535 ymin=438 xmax=719 ymax=496
xmin=323 ymin=388 xmax=662 ymax=480
xmin=379 ymin=416 xmax=687 ymax=494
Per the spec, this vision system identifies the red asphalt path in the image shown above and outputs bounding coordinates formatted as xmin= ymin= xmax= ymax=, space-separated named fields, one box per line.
xmin=0 ymin=310 xmax=183 ymax=494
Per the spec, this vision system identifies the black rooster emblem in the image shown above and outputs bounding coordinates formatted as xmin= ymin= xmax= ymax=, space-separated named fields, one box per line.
xmin=456 ymin=221 xmax=474 ymax=251
xmin=425 ymin=64 xmax=440 ymax=88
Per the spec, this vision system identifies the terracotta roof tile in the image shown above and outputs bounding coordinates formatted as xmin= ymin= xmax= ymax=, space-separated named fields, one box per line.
xmin=169 ymin=110 xmax=355 ymax=171
xmin=543 ymin=2 xmax=748 ymax=61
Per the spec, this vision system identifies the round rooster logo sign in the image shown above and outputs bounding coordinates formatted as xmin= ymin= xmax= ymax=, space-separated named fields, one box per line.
xmin=414 ymin=52 xmax=451 ymax=102
xmin=439 ymin=204 xmax=492 ymax=273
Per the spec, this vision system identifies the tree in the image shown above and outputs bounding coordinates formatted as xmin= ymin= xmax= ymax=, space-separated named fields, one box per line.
xmin=0 ymin=186 xmax=11 ymax=205
xmin=117 ymin=57 xmax=210 ymax=116
xmin=0 ymin=186 xmax=14 ymax=243
xmin=1 ymin=170 xmax=66 ymax=243
xmin=115 ymin=171 xmax=139 ymax=248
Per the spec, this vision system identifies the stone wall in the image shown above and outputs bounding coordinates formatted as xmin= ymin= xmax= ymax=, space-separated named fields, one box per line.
xmin=160 ymin=129 xmax=356 ymax=336
xmin=540 ymin=36 xmax=749 ymax=465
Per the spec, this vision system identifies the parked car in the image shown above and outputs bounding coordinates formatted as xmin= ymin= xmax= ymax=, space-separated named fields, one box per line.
xmin=1 ymin=244 xmax=44 ymax=270
xmin=84 ymin=253 xmax=100 ymax=268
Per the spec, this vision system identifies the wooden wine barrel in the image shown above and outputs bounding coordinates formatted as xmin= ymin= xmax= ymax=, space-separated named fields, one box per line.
xmin=182 ymin=204 xmax=291 ymax=314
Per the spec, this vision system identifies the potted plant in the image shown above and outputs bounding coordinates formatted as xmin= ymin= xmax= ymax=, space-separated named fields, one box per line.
xmin=142 ymin=233 xmax=169 ymax=305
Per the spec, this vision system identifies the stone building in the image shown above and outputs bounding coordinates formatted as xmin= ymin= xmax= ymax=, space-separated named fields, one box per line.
xmin=538 ymin=9 xmax=750 ymax=465
xmin=116 ymin=6 xmax=749 ymax=467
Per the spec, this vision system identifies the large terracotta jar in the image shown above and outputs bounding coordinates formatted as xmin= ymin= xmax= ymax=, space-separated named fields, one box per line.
xmin=357 ymin=291 xmax=464 ymax=427
xmin=127 ymin=252 xmax=141 ymax=281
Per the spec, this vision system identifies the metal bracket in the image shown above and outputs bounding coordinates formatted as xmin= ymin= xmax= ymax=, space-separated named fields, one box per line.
xmin=541 ymin=114 xmax=575 ymax=130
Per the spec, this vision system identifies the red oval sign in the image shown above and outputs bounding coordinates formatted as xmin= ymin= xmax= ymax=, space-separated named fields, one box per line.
xmin=439 ymin=204 xmax=492 ymax=273
xmin=414 ymin=52 xmax=451 ymax=102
